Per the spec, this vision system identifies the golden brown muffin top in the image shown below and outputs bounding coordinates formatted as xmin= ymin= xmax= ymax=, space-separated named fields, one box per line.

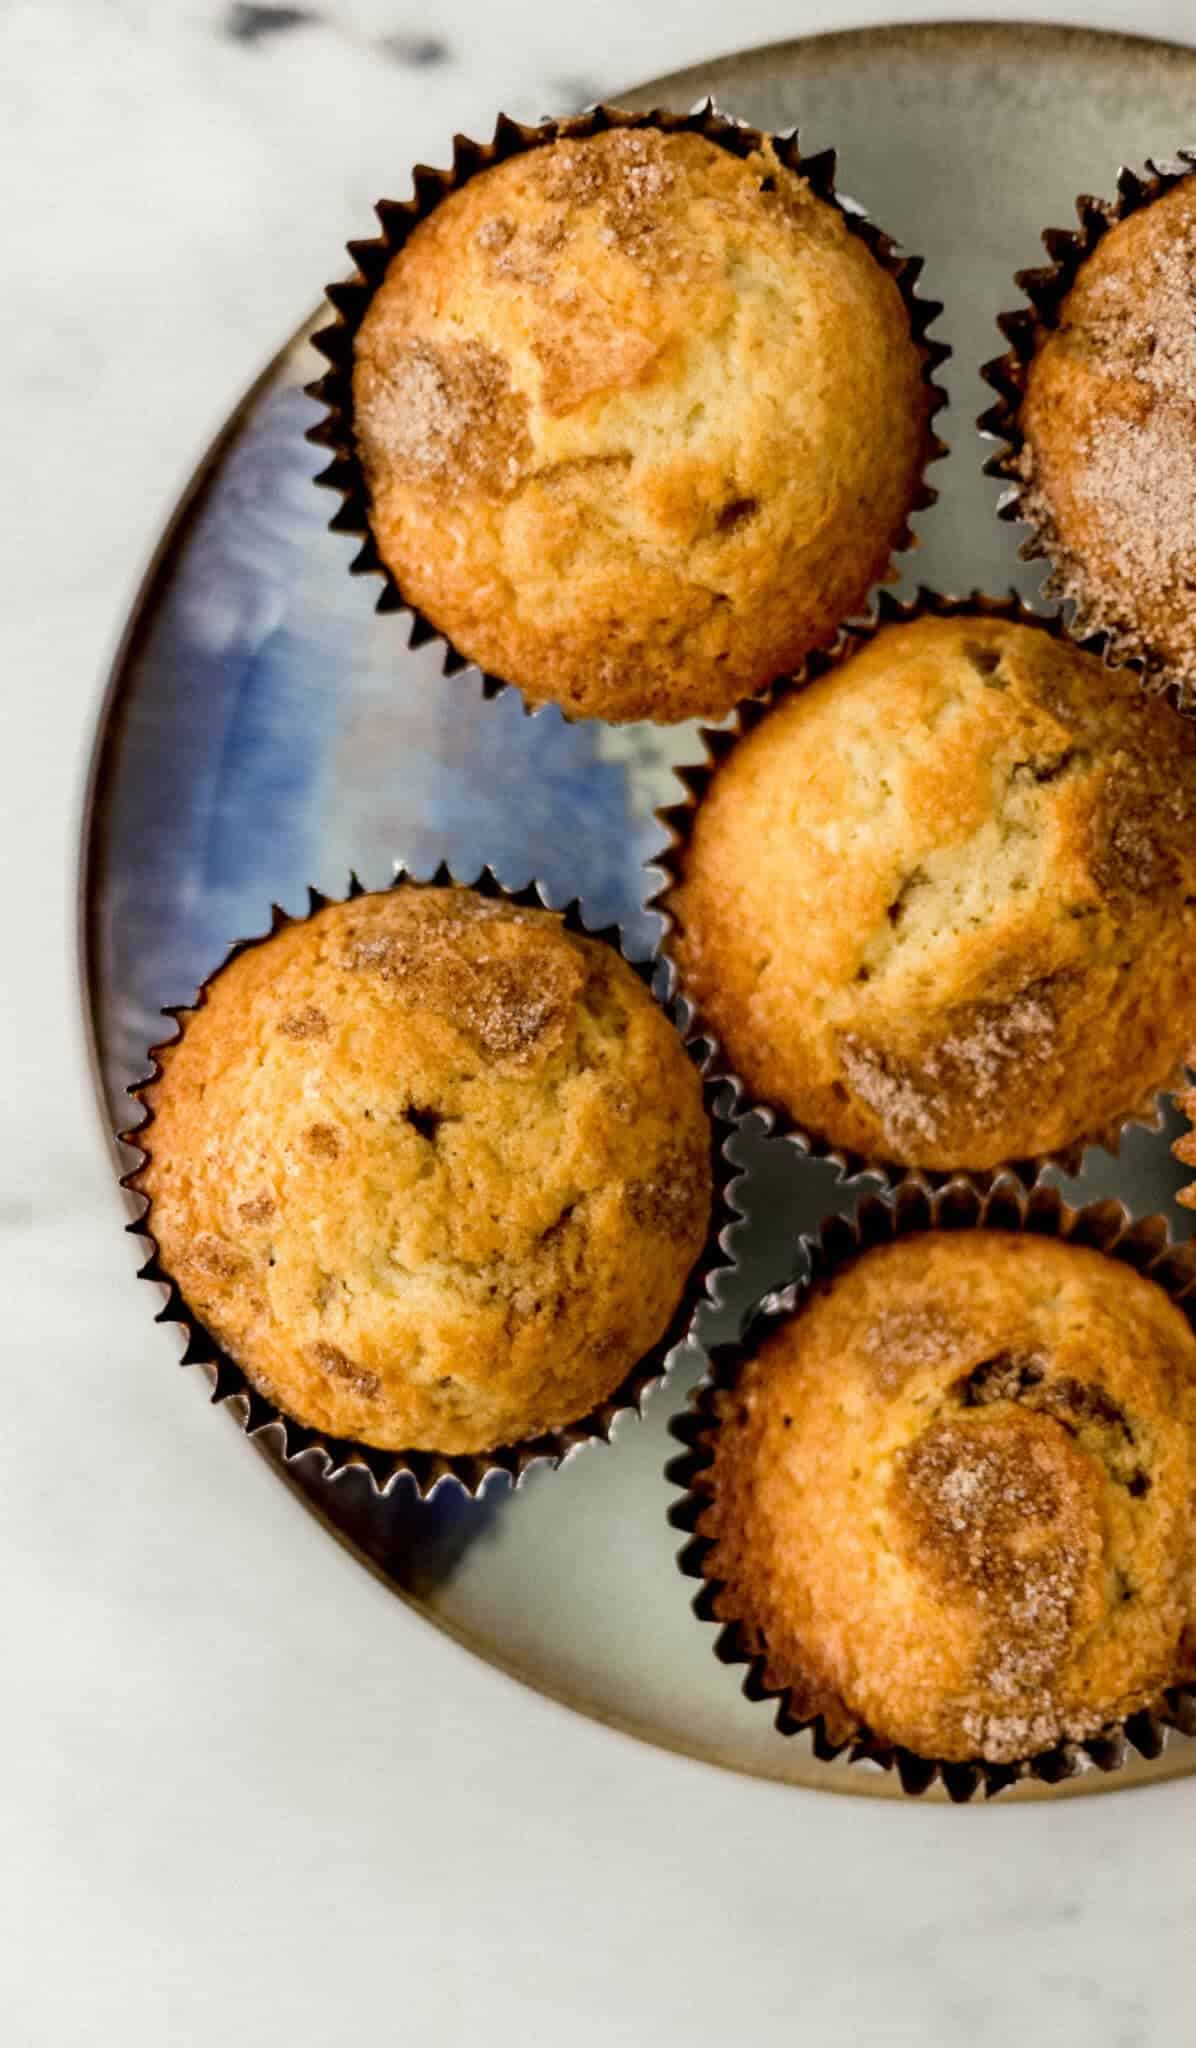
xmin=666 ymin=612 xmax=1196 ymax=1170
xmin=134 ymin=888 xmax=712 ymax=1455
xmin=1020 ymin=176 xmax=1196 ymax=682
xmin=352 ymin=126 xmax=932 ymax=723
xmin=698 ymin=1232 xmax=1196 ymax=1763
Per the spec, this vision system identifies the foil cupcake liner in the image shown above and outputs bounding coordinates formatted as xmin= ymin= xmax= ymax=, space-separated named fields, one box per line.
xmin=649 ymin=585 xmax=1182 ymax=1188
xmin=120 ymin=864 xmax=742 ymax=1501
xmin=667 ymin=1170 xmax=1196 ymax=1801
xmin=979 ymin=152 xmax=1196 ymax=698
xmin=305 ymin=100 xmax=949 ymax=720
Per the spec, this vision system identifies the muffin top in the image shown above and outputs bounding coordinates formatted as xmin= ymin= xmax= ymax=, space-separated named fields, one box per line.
xmin=352 ymin=125 xmax=932 ymax=724
xmin=665 ymin=612 xmax=1196 ymax=1170
xmin=697 ymin=1231 xmax=1196 ymax=1764
xmin=1019 ymin=175 xmax=1196 ymax=683
xmin=134 ymin=887 xmax=712 ymax=1456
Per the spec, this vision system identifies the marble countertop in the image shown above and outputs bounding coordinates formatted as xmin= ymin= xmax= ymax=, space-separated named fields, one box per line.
xmin=8 ymin=2 xmax=1196 ymax=2041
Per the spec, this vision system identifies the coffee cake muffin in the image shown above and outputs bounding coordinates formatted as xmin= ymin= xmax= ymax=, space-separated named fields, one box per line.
xmin=131 ymin=885 xmax=713 ymax=1456
xmin=692 ymin=1230 xmax=1196 ymax=1765
xmin=664 ymin=609 xmax=1196 ymax=1170
xmin=1012 ymin=172 xmax=1196 ymax=687
xmin=347 ymin=120 xmax=937 ymax=723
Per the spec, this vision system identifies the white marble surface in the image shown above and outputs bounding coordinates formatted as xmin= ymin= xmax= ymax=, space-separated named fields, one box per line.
xmin=7 ymin=1 xmax=1196 ymax=2040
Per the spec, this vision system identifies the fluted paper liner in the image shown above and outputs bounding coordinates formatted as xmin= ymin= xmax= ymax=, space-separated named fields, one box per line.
xmin=305 ymin=100 xmax=949 ymax=719
xmin=667 ymin=1172 xmax=1196 ymax=1801
xmin=979 ymin=152 xmax=1196 ymax=700
xmin=649 ymin=586 xmax=1183 ymax=1187
xmin=120 ymin=865 xmax=741 ymax=1500
xmin=1171 ymin=1058 xmax=1196 ymax=1210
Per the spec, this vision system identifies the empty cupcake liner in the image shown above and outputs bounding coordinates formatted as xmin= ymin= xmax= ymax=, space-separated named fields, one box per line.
xmin=120 ymin=864 xmax=742 ymax=1501
xmin=649 ymin=584 xmax=1184 ymax=1188
xmin=979 ymin=152 xmax=1196 ymax=699
xmin=305 ymin=99 xmax=949 ymax=721
xmin=667 ymin=1170 xmax=1196 ymax=1801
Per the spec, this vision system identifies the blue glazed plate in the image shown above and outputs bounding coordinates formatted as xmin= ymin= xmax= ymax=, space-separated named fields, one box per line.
xmin=80 ymin=22 xmax=1196 ymax=1798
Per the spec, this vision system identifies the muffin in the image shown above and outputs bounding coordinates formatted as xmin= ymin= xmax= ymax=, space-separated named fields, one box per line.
xmin=341 ymin=116 xmax=938 ymax=724
xmin=688 ymin=1229 xmax=1196 ymax=1765
xmin=999 ymin=169 xmax=1196 ymax=687
xmin=663 ymin=608 xmax=1196 ymax=1171
xmin=130 ymin=884 xmax=713 ymax=1456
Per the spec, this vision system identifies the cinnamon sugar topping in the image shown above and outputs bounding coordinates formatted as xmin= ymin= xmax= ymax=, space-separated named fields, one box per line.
xmin=1054 ymin=408 xmax=1196 ymax=670
xmin=278 ymin=1004 xmax=329 ymax=1041
xmin=625 ymin=1135 xmax=710 ymax=1242
xmin=1019 ymin=182 xmax=1196 ymax=676
xmin=340 ymin=906 xmax=586 ymax=1065
xmin=895 ymin=1414 xmax=1087 ymax=1758
xmin=861 ymin=1306 xmax=962 ymax=1391
xmin=1077 ymin=219 xmax=1196 ymax=401
xmin=354 ymin=335 xmax=530 ymax=495
xmin=539 ymin=129 xmax=676 ymax=248
xmin=474 ymin=215 xmax=515 ymax=253
xmin=898 ymin=1416 xmax=1065 ymax=1566
xmin=839 ymin=985 xmax=1059 ymax=1152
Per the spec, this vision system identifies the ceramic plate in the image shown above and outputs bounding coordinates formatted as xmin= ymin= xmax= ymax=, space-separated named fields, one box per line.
xmin=81 ymin=21 xmax=1196 ymax=1797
